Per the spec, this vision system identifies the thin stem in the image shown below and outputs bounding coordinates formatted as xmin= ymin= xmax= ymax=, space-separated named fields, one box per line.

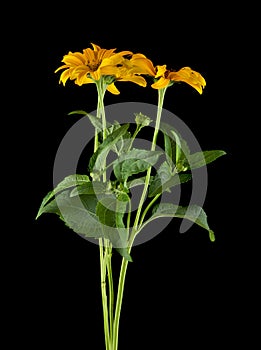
xmin=112 ymin=87 xmax=168 ymax=350
xmin=106 ymin=242 xmax=114 ymax=344
xmin=138 ymin=193 xmax=161 ymax=229
xmin=112 ymin=254 xmax=129 ymax=350
xmin=132 ymin=87 xmax=167 ymax=230
xmin=96 ymin=80 xmax=113 ymax=349
xmin=99 ymin=238 xmax=110 ymax=349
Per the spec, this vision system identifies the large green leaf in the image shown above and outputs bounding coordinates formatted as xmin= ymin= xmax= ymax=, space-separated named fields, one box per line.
xmin=89 ymin=123 xmax=130 ymax=175
xmin=36 ymin=174 xmax=90 ymax=219
xmin=148 ymin=161 xmax=192 ymax=197
xmin=113 ymin=148 xmax=162 ymax=182
xmin=96 ymin=194 xmax=132 ymax=261
xmin=70 ymin=181 xmax=107 ymax=197
xmin=38 ymin=190 xmax=105 ymax=239
xmin=187 ymin=150 xmax=226 ymax=170
xmin=142 ymin=203 xmax=215 ymax=241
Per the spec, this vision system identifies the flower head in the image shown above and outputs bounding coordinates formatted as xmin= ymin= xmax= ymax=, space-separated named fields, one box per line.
xmin=127 ymin=55 xmax=206 ymax=94
xmin=54 ymin=43 xmax=152 ymax=94
xmin=55 ymin=43 xmax=132 ymax=86
xmin=152 ymin=65 xmax=206 ymax=94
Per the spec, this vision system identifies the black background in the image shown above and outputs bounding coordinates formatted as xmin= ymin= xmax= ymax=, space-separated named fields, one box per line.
xmin=9 ymin=8 xmax=256 ymax=349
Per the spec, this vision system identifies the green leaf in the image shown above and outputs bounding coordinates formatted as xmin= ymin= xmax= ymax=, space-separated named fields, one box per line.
xmin=161 ymin=123 xmax=190 ymax=171
xmin=68 ymin=111 xmax=111 ymax=132
xmin=85 ymin=114 xmax=104 ymax=132
xmin=107 ymin=122 xmax=132 ymax=155
xmin=115 ymin=247 xmax=133 ymax=262
xmin=113 ymin=148 xmax=162 ymax=182
xmin=96 ymin=194 xmax=132 ymax=261
xmin=38 ymin=190 xmax=104 ymax=239
xmin=143 ymin=203 xmax=215 ymax=241
xmin=70 ymin=181 xmax=107 ymax=197
xmin=187 ymin=150 xmax=226 ymax=170
xmin=89 ymin=123 xmax=130 ymax=175
xmin=148 ymin=161 xmax=192 ymax=197
xmin=68 ymin=110 xmax=88 ymax=116
xmin=127 ymin=176 xmax=147 ymax=188
xmin=36 ymin=174 xmax=90 ymax=219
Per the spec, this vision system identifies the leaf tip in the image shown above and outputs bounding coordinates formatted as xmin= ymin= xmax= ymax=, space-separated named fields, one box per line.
xmin=209 ymin=230 xmax=215 ymax=242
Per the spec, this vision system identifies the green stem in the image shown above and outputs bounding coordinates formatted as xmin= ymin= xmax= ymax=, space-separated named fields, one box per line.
xmin=112 ymin=87 xmax=168 ymax=350
xmin=106 ymin=242 xmax=114 ymax=344
xmin=133 ymin=87 xmax=167 ymax=230
xmin=96 ymin=79 xmax=114 ymax=349
xmin=138 ymin=193 xmax=161 ymax=229
xmin=99 ymin=238 xmax=110 ymax=349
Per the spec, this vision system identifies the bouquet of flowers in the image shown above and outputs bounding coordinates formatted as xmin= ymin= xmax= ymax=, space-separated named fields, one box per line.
xmin=36 ymin=43 xmax=225 ymax=349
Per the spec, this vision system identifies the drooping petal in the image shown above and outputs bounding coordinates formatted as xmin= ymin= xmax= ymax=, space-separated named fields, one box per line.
xmin=118 ymin=75 xmax=147 ymax=87
xmin=76 ymin=76 xmax=94 ymax=86
xmin=90 ymin=69 xmax=101 ymax=81
xmin=168 ymin=67 xmax=206 ymax=94
xmin=99 ymin=64 xmax=122 ymax=76
xmin=59 ymin=69 xmax=71 ymax=85
xmin=151 ymin=77 xmax=170 ymax=89
xmin=106 ymin=83 xmax=120 ymax=95
xmin=130 ymin=54 xmax=156 ymax=76
xmin=54 ymin=64 xmax=68 ymax=73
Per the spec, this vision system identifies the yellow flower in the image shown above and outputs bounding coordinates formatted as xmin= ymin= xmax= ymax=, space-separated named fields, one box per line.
xmin=55 ymin=43 xmax=132 ymax=88
xmin=102 ymin=57 xmax=148 ymax=95
xmin=152 ymin=65 xmax=206 ymax=94
xmin=127 ymin=55 xmax=206 ymax=94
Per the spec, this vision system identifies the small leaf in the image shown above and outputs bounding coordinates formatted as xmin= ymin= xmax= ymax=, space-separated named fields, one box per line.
xmin=115 ymin=247 xmax=133 ymax=262
xmin=68 ymin=110 xmax=88 ymax=116
xmin=188 ymin=150 xmax=226 ymax=170
xmin=143 ymin=203 xmax=215 ymax=241
xmin=160 ymin=122 xmax=190 ymax=170
xmin=89 ymin=124 xmax=130 ymax=174
xmin=148 ymin=161 xmax=192 ymax=197
xmin=113 ymin=148 xmax=162 ymax=182
xmin=36 ymin=174 xmax=90 ymax=219
xmin=127 ymin=176 xmax=147 ymax=189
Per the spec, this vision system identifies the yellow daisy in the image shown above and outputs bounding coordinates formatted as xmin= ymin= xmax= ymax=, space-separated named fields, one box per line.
xmin=55 ymin=43 xmax=132 ymax=88
xmin=152 ymin=65 xmax=206 ymax=94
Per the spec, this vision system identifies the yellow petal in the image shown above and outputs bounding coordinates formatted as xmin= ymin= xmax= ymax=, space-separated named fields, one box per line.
xmin=119 ymin=75 xmax=147 ymax=87
xmin=151 ymin=77 xmax=170 ymax=89
xmin=83 ymin=48 xmax=96 ymax=62
xmin=106 ymin=83 xmax=120 ymax=95
xmin=59 ymin=69 xmax=70 ymax=85
xmin=155 ymin=65 xmax=167 ymax=78
xmin=99 ymin=65 xmax=121 ymax=76
xmin=62 ymin=53 xmax=85 ymax=66
xmin=130 ymin=54 xmax=156 ymax=76
xmin=168 ymin=67 xmax=206 ymax=94
xmin=54 ymin=64 xmax=68 ymax=73
xmin=90 ymin=43 xmax=101 ymax=51
xmin=100 ymin=53 xmax=127 ymax=67
xmin=90 ymin=70 xmax=101 ymax=81
xmin=76 ymin=76 xmax=94 ymax=86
